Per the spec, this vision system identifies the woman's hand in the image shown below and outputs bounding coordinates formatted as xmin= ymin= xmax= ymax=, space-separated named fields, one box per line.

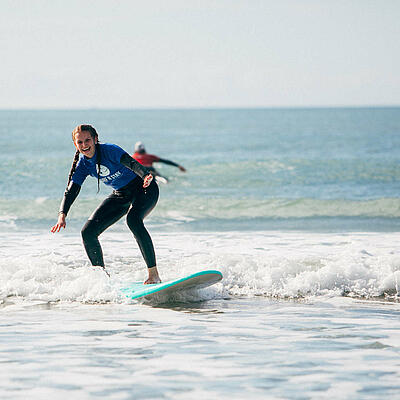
xmin=51 ymin=213 xmax=66 ymax=233
xmin=143 ymin=174 xmax=153 ymax=188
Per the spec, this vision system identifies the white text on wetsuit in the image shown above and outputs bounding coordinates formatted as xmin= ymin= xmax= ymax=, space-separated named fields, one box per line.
xmin=100 ymin=171 xmax=122 ymax=183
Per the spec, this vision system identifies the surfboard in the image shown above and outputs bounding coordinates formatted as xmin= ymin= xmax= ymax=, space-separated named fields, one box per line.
xmin=155 ymin=176 xmax=168 ymax=184
xmin=121 ymin=270 xmax=223 ymax=300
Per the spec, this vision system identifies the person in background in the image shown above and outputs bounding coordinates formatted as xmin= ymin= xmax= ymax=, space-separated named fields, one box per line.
xmin=133 ymin=141 xmax=186 ymax=182
xmin=51 ymin=125 xmax=161 ymax=284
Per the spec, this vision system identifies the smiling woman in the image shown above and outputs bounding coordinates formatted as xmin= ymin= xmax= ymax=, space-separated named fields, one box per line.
xmin=50 ymin=124 xmax=161 ymax=284
xmin=67 ymin=125 xmax=102 ymax=192
xmin=74 ymin=129 xmax=97 ymax=158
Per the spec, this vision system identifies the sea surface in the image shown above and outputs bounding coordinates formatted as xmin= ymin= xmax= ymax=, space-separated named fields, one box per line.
xmin=1 ymin=108 xmax=400 ymax=399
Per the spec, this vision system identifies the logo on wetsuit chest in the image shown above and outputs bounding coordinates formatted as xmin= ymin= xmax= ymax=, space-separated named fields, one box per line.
xmin=98 ymin=165 xmax=110 ymax=177
xmin=98 ymin=165 xmax=122 ymax=183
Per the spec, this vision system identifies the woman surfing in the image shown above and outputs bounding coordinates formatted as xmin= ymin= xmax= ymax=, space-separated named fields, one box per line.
xmin=51 ymin=124 xmax=161 ymax=284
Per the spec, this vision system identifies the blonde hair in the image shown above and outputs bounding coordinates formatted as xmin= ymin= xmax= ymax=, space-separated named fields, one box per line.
xmin=67 ymin=124 xmax=101 ymax=192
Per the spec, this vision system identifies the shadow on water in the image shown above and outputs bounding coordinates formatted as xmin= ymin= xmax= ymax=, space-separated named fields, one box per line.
xmin=151 ymin=301 xmax=226 ymax=314
xmin=136 ymin=290 xmax=229 ymax=313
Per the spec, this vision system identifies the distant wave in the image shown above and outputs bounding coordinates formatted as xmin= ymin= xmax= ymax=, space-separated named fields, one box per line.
xmin=157 ymin=197 xmax=400 ymax=219
xmin=1 ymin=197 xmax=400 ymax=228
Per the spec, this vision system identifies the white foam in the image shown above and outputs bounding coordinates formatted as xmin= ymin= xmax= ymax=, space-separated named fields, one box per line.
xmin=0 ymin=215 xmax=17 ymax=229
xmin=1 ymin=230 xmax=400 ymax=304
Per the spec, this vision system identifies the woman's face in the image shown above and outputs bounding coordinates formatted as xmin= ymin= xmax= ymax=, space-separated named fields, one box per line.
xmin=74 ymin=130 xmax=97 ymax=158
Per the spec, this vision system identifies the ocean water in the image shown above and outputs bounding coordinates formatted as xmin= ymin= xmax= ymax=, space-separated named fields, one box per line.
xmin=1 ymin=108 xmax=400 ymax=399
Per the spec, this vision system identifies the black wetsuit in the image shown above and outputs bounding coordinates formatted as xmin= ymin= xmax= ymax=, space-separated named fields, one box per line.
xmin=81 ymin=177 xmax=158 ymax=268
xmin=59 ymin=147 xmax=159 ymax=268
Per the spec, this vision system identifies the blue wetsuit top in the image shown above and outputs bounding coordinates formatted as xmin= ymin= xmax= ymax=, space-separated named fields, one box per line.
xmin=72 ymin=143 xmax=137 ymax=190
xmin=59 ymin=144 xmax=151 ymax=216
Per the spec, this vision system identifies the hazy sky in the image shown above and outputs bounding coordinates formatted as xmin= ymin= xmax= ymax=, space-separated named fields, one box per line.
xmin=1 ymin=0 xmax=399 ymax=108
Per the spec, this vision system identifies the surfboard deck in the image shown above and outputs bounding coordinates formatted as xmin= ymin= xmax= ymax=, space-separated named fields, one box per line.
xmin=121 ymin=270 xmax=223 ymax=300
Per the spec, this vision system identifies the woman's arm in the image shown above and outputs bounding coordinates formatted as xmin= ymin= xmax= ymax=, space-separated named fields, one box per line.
xmin=51 ymin=182 xmax=81 ymax=232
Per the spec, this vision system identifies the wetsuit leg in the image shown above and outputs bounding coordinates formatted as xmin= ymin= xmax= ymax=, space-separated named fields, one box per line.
xmin=126 ymin=179 xmax=159 ymax=268
xmin=81 ymin=194 xmax=131 ymax=267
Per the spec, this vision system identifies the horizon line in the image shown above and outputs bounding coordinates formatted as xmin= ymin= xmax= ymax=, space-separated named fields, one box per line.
xmin=0 ymin=104 xmax=399 ymax=111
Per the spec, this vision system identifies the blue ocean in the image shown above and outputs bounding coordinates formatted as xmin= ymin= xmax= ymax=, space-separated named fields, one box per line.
xmin=1 ymin=108 xmax=400 ymax=399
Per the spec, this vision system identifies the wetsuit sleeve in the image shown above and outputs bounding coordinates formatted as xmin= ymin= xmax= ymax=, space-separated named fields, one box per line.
xmin=120 ymin=152 xmax=152 ymax=179
xmin=71 ymin=157 xmax=88 ymax=186
xmin=58 ymin=182 xmax=81 ymax=216
xmin=158 ymin=158 xmax=180 ymax=167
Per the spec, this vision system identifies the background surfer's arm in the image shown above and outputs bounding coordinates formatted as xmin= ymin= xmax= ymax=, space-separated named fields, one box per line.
xmin=59 ymin=182 xmax=81 ymax=216
xmin=158 ymin=158 xmax=179 ymax=167
xmin=120 ymin=152 xmax=152 ymax=179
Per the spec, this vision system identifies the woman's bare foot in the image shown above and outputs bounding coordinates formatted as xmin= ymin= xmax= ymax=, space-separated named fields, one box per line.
xmin=144 ymin=266 xmax=161 ymax=284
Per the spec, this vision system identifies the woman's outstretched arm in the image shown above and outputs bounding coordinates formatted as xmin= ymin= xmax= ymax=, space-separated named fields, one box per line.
xmin=51 ymin=182 xmax=81 ymax=232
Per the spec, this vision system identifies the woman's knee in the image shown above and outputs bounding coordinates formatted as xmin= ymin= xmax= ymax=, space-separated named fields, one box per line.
xmin=126 ymin=214 xmax=143 ymax=235
xmin=81 ymin=220 xmax=99 ymax=241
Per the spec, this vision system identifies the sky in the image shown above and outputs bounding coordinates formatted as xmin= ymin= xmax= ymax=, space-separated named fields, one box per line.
xmin=1 ymin=0 xmax=399 ymax=109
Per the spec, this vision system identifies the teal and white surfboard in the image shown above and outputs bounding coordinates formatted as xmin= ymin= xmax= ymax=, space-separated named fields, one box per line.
xmin=121 ymin=270 xmax=223 ymax=300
